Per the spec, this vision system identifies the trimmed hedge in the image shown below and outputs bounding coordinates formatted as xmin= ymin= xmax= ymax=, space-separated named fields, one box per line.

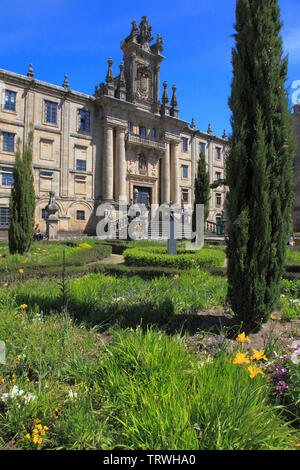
xmin=0 ymin=244 xmax=112 ymax=280
xmin=123 ymin=246 xmax=226 ymax=269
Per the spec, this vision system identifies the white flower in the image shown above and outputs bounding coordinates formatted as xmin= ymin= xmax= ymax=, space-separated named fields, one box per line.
xmin=68 ymin=390 xmax=78 ymax=400
xmin=1 ymin=393 xmax=8 ymax=402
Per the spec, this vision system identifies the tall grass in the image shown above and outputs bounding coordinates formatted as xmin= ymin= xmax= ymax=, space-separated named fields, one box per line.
xmin=0 ymin=294 xmax=298 ymax=450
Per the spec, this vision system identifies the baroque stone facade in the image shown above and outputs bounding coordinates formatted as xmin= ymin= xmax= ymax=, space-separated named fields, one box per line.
xmin=0 ymin=17 xmax=227 ymax=237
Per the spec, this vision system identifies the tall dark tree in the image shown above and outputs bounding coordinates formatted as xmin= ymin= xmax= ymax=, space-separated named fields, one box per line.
xmin=192 ymin=150 xmax=211 ymax=232
xmin=226 ymin=0 xmax=295 ymax=330
xmin=9 ymin=130 xmax=36 ymax=254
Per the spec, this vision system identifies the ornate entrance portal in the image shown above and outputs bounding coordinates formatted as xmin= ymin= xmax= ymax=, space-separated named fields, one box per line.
xmin=133 ymin=186 xmax=151 ymax=206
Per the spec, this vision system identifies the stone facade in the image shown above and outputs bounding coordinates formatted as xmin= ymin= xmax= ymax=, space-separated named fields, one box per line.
xmin=0 ymin=17 xmax=228 ymax=238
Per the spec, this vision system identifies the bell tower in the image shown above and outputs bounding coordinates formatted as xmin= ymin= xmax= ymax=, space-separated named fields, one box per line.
xmin=121 ymin=16 xmax=164 ymax=113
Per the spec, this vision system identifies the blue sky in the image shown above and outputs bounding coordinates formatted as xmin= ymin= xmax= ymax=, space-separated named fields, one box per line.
xmin=0 ymin=0 xmax=299 ymax=138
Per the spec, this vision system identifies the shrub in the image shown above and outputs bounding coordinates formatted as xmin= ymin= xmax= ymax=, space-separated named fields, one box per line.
xmin=123 ymin=247 xmax=226 ymax=269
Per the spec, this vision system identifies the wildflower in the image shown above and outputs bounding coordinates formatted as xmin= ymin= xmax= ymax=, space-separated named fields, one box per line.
xmin=19 ymin=269 xmax=24 ymax=274
xmin=14 ymin=357 xmax=21 ymax=363
xmin=250 ymin=349 xmax=268 ymax=362
xmin=173 ymin=274 xmax=179 ymax=280
xmin=53 ymin=408 xmax=62 ymax=418
xmin=32 ymin=436 xmax=39 ymax=444
xmin=3 ymin=283 xmax=8 ymax=287
xmin=20 ymin=304 xmax=27 ymax=309
xmin=270 ymin=314 xmax=277 ymax=320
xmin=248 ymin=363 xmax=264 ymax=379
xmin=233 ymin=351 xmax=250 ymax=365
xmin=34 ymin=419 xmax=41 ymax=424
xmin=25 ymin=434 xmax=31 ymax=440
xmin=236 ymin=332 xmax=251 ymax=343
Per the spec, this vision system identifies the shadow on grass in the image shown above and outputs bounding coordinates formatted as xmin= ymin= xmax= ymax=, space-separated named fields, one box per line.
xmin=14 ymin=288 xmax=241 ymax=337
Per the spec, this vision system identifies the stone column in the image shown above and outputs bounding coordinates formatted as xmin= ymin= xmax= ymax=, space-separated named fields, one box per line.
xmin=103 ymin=124 xmax=114 ymax=201
xmin=208 ymin=140 xmax=213 ymax=212
xmin=171 ymin=142 xmax=180 ymax=205
xmin=191 ymin=136 xmax=196 ymax=199
xmin=116 ymin=127 xmax=127 ymax=203
xmin=163 ymin=142 xmax=170 ymax=204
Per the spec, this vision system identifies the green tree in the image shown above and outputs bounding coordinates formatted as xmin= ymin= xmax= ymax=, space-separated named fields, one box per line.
xmin=226 ymin=0 xmax=295 ymax=330
xmin=192 ymin=150 xmax=211 ymax=232
xmin=9 ymin=130 xmax=36 ymax=254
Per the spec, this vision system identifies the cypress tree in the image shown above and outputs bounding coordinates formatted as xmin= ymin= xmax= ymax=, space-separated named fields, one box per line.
xmin=192 ymin=150 xmax=211 ymax=232
xmin=226 ymin=0 xmax=295 ymax=330
xmin=9 ymin=130 xmax=36 ymax=255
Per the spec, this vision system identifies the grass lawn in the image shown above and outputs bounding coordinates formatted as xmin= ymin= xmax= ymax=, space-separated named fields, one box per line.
xmin=0 ymin=240 xmax=299 ymax=450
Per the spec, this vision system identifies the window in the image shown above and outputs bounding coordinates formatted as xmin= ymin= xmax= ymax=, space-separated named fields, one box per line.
xmin=2 ymin=167 xmax=13 ymax=186
xmin=182 ymin=189 xmax=189 ymax=203
xmin=42 ymin=208 xmax=48 ymax=219
xmin=182 ymin=137 xmax=188 ymax=152
xmin=128 ymin=122 xmax=132 ymax=133
xmin=76 ymin=210 xmax=85 ymax=220
xmin=139 ymin=126 xmax=146 ymax=137
xmin=4 ymin=91 xmax=16 ymax=111
xmin=0 ymin=207 xmax=9 ymax=227
xmin=76 ymin=159 xmax=86 ymax=171
xmin=182 ymin=165 xmax=188 ymax=178
xmin=200 ymin=142 xmax=206 ymax=154
xmin=152 ymin=128 xmax=156 ymax=139
xmin=79 ymin=110 xmax=90 ymax=132
xmin=3 ymin=133 xmax=15 ymax=152
xmin=216 ymin=147 xmax=221 ymax=160
xmin=215 ymin=171 xmax=221 ymax=181
xmin=45 ymin=101 xmax=57 ymax=124
xmin=216 ymin=193 xmax=222 ymax=207
xmin=40 ymin=171 xmax=53 ymax=177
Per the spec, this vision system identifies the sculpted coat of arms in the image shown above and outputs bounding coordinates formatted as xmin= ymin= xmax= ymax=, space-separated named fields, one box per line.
xmin=136 ymin=65 xmax=151 ymax=100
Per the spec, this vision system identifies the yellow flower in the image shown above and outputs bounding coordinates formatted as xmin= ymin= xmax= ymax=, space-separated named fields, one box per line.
xmin=25 ymin=434 xmax=31 ymax=440
xmin=250 ymin=349 xmax=268 ymax=362
xmin=19 ymin=269 xmax=24 ymax=274
xmin=32 ymin=436 xmax=39 ymax=444
xmin=36 ymin=424 xmax=43 ymax=430
xmin=34 ymin=419 xmax=41 ymax=424
xmin=270 ymin=314 xmax=277 ymax=320
xmin=236 ymin=332 xmax=251 ymax=343
xmin=38 ymin=248 xmax=41 ymax=251
xmin=37 ymin=438 xmax=43 ymax=445
xmin=248 ymin=363 xmax=264 ymax=379
xmin=233 ymin=351 xmax=250 ymax=365
xmin=0 ymin=254 xmax=2 ymax=257
xmin=20 ymin=304 xmax=28 ymax=309
xmin=43 ymin=426 xmax=49 ymax=431
xmin=14 ymin=357 xmax=20 ymax=363
xmin=173 ymin=274 xmax=179 ymax=280
xmin=40 ymin=430 xmax=45 ymax=436
xmin=3 ymin=283 xmax=8 ymax=287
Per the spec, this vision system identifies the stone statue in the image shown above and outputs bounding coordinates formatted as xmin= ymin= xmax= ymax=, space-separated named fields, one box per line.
xmin=45 ymin=191 xmax=59 ymax=240
xmin=45 ymin=191 xmax=59 ymax=217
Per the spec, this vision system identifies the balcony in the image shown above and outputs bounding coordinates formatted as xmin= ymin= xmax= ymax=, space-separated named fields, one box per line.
xmin=126 ymin=132 xmax=167 ymax=151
